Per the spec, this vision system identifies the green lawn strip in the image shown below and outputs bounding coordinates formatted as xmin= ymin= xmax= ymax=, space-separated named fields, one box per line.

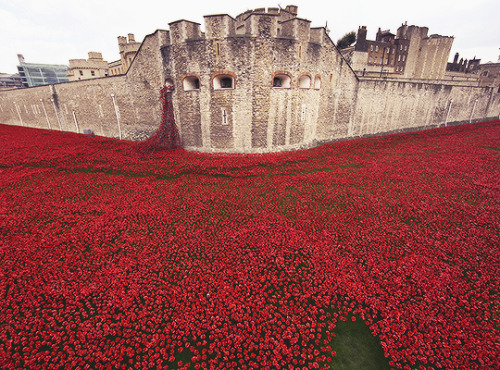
xmin=479 ymin=146 xmax=500 ymax=154
xmin=329 ymin=317 xmax=390 ymax=370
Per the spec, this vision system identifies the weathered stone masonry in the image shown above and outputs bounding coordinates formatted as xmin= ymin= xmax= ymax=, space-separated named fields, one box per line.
xmin=1 ymin=6 xmax=499 ymax=153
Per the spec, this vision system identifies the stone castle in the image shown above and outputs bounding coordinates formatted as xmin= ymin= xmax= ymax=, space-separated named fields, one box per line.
xmin=67 ymin=34 xmax=142 ymax=81
xmin=0 ymin=5 xmax=499 ymax=153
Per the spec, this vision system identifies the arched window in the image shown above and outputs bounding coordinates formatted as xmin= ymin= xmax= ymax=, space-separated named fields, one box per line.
xmin=314 ymin=75 xmax=321 ymax=89
xmin=214 ymin=76 xmax=233 ymax=89
xmin=183 ymin=75 xmax=200 ymax=91
xmin=213 ymin=72 xmax=236 ymax=90
xmin=272 ymin=73 xmax=291 ymax=88
xmin=298 ymin=74 xmax=311 ymax=89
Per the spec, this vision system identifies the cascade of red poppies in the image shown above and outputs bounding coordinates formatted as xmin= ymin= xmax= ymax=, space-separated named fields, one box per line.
xmin=0 ymin=120 xmax=499 ymax=369
xmin=139 ymin=85 xmax=181 ymax=150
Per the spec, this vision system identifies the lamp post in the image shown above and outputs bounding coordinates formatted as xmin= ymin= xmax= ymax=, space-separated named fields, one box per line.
xmin=111 ymin=93 xmax=122 ymax=140
xmin=469 ymin=99 xmax=478 ymax=123
xmin=445 ymin=99 xmax=453 ymax=127
xmin=40 ymin=98 xmax=51 ymax=129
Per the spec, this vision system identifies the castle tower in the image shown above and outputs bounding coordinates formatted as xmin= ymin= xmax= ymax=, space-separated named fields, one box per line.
xmin=118 ymin=33 xmax=141 ymax=72
xmin=397 ymin=24 xmax=453 ymax=80
xmin=160 ymin=5 xmax=358 ymax=152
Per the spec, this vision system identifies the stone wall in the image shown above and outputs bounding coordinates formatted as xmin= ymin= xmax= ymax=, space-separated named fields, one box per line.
xmin=1 ymin=9 xmax=499 ymax=154
xmin=0 ymin=30 xmax=166 ymax=141
xmin=351 ymin=79 xmax=500 ymax=137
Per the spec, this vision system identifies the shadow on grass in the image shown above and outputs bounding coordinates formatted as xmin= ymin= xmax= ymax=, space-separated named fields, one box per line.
xmin=330 ymin=318 xmax=390 ymax=370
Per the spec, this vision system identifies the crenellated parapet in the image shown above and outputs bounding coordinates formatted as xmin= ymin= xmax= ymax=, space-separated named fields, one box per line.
xmin=279 ymin=17 xmax=311 ymax=42
xmin=204 ymin=15 xmax=236 ymax=39
xmin=168 ymin=20 xmax=203 ymax=44
xmin=166 ymin=5 xmax=326 ymax=46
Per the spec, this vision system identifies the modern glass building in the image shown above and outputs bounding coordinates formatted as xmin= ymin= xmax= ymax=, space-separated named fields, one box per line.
xmin=17 ymin=54 xmax=69 ymax=87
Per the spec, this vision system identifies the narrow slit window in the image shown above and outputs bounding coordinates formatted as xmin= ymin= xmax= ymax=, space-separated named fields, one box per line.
xmin=222 ymin=108 xmax=228 ymax=125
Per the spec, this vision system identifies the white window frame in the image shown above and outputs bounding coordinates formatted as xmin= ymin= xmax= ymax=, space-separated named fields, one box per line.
xmin=298 ymin=75 xmax=311 ymax=89
xmin=183 ymin=76 xmax=200 ymax=91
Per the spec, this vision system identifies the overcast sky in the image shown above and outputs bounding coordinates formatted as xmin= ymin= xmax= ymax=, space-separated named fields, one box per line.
xmin=1 ymin=0 xmax=499 ymax=74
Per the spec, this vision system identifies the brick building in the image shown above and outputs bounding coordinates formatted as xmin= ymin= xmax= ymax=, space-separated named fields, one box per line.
xmin=345 ymin=23 xmax=453 ymax=80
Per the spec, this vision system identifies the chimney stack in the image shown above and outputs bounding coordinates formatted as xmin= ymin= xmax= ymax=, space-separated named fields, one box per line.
xmin=355 ymin=26 xmax=368 ymax=51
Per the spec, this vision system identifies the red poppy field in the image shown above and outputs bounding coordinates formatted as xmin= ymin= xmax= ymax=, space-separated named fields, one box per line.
xmin=0 ymin=121 xmax=499 ymax=369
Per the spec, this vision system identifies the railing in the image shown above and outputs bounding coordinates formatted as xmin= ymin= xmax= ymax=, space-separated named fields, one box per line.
xmin=354 ymin=70 xmax=481 ymax=86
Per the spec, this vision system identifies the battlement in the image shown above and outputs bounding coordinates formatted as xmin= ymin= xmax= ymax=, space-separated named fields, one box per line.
xmin=397 ymin=25 xmax=429 ymax=40
xmin=310 ymin=27 xmax=327 ymax=45
xmin=235 ymin=5 xmax=297 ymax=22
xmin=87 ymin=51 xmax=104 ymax=61
xmin=204 ymin=15 xmax=236 ymax=39
xmin=279 ymin=17 xmax=311 ymax=42
xmin=117 ymin=34 xmax=137 ymax=46
xmin=166 ymin=5 xmax=324 ymax=45
xmin=168 ymin=20 xmax=203 ymax=43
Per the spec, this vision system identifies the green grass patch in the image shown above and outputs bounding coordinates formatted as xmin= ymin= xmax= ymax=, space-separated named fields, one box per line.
xmin=479 ymin=146 xmax=500 ymax=154
xmin=338 ymin=163 xmax=360 ymax=169
xmin=330 ymin=318 xmax=390 ymax=370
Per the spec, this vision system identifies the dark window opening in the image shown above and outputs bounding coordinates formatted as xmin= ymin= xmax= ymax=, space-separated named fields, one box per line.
xmin=220 ymin=77 xmax=232 ymax=89
xmin=213 ymin=74 xmax=235 ymax=90
xmin=272 ymin=74 xmax=291 ymax=88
